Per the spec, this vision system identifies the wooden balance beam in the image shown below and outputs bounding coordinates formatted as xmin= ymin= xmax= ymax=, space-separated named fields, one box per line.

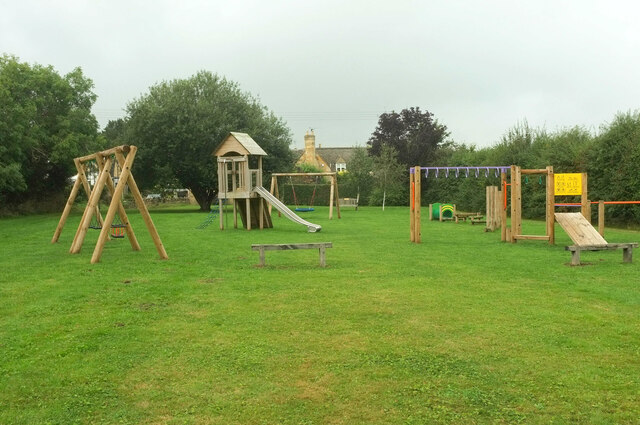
xmin=555 ymin=212 xmax=638 ymax=265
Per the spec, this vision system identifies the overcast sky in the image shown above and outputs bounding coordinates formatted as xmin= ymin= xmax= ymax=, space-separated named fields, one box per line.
xmin=2 ymin=0 xmax=640 ymax=149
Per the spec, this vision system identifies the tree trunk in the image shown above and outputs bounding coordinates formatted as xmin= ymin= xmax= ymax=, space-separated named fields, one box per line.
xmin=190 ymin=187 xmax=215 ymax=211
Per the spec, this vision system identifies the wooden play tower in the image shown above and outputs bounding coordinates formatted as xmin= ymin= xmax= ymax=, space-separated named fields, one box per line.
xmin=214 ymin=132 xmax=272 ymax=230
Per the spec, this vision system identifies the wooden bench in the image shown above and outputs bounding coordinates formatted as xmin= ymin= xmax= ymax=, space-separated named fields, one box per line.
xmin=454 ymin=212 xmax=483 ymax=223
xmin=555 ymin=212 xmax=638 ymax=265
xmin=566 ymin=243 xmax=638 ymax=266
xmin=339 ymin=197 xmax=359 ymax=210
xmin=251 ymin=242 xmax=333 ymax=267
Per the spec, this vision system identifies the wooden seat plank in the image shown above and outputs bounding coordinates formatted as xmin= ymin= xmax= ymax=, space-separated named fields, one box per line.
xmin=555 ymin=213 xmax=607 ymax=246
xmin=555 ymin=213 xmax=637 ymax=265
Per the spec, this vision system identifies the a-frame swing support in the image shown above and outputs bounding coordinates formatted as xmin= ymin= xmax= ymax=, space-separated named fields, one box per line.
xmin=269 ymin=172 xmax=341 ymax=220
xmin=52 ymin=145 xmax=168 ymax=263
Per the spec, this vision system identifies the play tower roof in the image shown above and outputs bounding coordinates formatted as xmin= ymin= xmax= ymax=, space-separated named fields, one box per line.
xmin=213 ymin=132 xmax=268 ymax=157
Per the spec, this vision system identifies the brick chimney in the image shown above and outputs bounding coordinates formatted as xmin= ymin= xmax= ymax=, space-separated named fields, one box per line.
xmin=304 ymin=129 xmax=316 ymax=161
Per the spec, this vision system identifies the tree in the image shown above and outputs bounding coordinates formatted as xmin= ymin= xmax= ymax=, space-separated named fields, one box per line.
xmin=125 ymin=71 xmax=293 ymax=211
xmin=367 ymin=107 xmax=449 ymax=168
xmin=0 ymin=54 xmax=101 ymax=209
xmin=342 ymin=146 xmax=373 ymax=202
xmin=370 ymin=145 xmax=405 ymax=209
xmin=588 ymin=111 xmax=640 ymax=223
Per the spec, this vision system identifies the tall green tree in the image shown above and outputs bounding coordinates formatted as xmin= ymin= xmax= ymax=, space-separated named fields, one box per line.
xmin=340 ymin=146 xmax=373 ymax=202
xmin=367 ymin=107 xmax=449 ymax=168
xmin=0 ymin=54 xmax=100 ymax=208
xmin=370 ymin=145 xmax=405 ymax=209
xmin=125 ymin=71 xmax=293 ymax=211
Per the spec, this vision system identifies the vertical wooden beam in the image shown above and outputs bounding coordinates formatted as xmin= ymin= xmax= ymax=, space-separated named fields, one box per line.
xmin=428 ymin=203 xmax=433 ymax=221
xmin=410 ymin=169 xmax=415 ymax=242
xmin=259 ymin=195 xmax=264 ymax=230
xmin=510 ymin=165 xmax=522 ymax=243
xmin=114 ymin=147 xmax=169 ymax=262
xmin=319 ymin=246 xmax=326 ymax=267
xmin=219 ymin=197 xmax=224 ymax=230
xmin=231 ymin=161 xmax=237 ymax=192
xmin=334 ymin=174 xmax=341 ymax=219
xmin=598 ymin=200 xmax=605 ymax=236
xmin=329 ymin=174 xmax=335 ymax=220
xmin=546 ymin=166 xmax=555 ymax=245
xmin=414 ymin=166 xmax=421 ymax=243
xmin=233 ymin=199 xmax=238 ymax=229
xmin=501 ymin=170 xmax=507 ymax=241
xmin=246 ymin=198 xmax=251 ymax=230
xmin=581 ymin=172 xmax=589 ymax=222
xmin=485 ymin=186 xmax=491 ymax=230
xmin=257 ymin=156 xmax=263 ymax=188
xmin=244 ymin=155 xmax=250 ymax=191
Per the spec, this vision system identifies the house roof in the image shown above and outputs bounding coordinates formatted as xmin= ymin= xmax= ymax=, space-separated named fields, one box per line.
xmin=213 ymin=132 xmax=268 ymax=157
xmin=294 ymin=147 xmax=357 ymax=167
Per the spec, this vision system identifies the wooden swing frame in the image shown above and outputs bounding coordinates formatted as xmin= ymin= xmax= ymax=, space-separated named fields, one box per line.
xmin=51 ymin=145 xmax=169 ymax=263
xmin=269 ymin=172 xmax=341 ymax=219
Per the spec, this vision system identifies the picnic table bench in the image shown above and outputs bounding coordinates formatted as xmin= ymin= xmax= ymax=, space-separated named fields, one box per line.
xmin=251 ymin=242 xmax=333 ymax=267
xmin=454 ymin=212 xmax=483 ymax=223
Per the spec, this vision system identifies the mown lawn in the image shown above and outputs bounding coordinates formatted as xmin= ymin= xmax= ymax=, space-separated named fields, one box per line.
xmin=1 ymin=205 xmax=639 ymax=424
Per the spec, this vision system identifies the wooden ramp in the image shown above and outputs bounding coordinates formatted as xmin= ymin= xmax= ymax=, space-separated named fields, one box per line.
xmin=554 ymin=213 xmax=607 ymax=246
xmin=555 ymin=212 xmax=637 ymax=265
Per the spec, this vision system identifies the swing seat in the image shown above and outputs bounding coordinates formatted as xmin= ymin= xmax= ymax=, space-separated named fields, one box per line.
xmin=295 ymin=207 xmax=314 ymax=212
xmin=110 ymin=223 xmax=127 ymax=239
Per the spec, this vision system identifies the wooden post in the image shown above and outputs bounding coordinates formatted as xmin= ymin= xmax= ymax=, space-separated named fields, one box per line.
xmin=114 ymin=148 xmax=168 ymax=262
xmin=329 ymin=174 xmax=335 ymax=220
xmin=500 ymin=171 xmax=507 ymax=242
xmin=486 ymin=186 xmax=492 ymax=230
xmin=485 ymin=186 xmax=500 ymax=231
xmin=246 ymin=198 xmax=251 ymax=230
xmin=334 ymin=174 xmax=341 ymax=219
xmin=428 ymin=203 xmax=433 ymax=221
xmin=414 ymin=166 xmax=421 ymax=243
xmin=70 ymin=156 xmax=113 ymax=254
xmin=233 ymin=199 xmax=238 ymax=229
xmin=546 ymin=166 xmax=555 ymax=245
xmin=259 ymin=195 xmax=264 ymax=230
xmin=218 ymin=159 xmax=225 ymax=230
xmin=91 ymin=154 xmax=135 ymax=263
xmin=598 ymin=200 xmax=605 ymax=236
xmin=51 ymin=172 xmax=82 ymax=243
xmin=96 ymin=153 xmax=140 ymax=252
xmin=219 ymin=197 xmax=224 ymax=230
xmin=269 ymin=175 xmax=276 ymax=216
xmin=581 ymin=172 xmax=589 ymax=222
xmin=510 ymin=165 xmax=521 ymax=243
xmin=319 ymin=246 xmax=326 ymax=267
xmin=77 ymin=159 xmax=105 ymax=231
xmin=410 ymin=169 xmax=415 ymax=242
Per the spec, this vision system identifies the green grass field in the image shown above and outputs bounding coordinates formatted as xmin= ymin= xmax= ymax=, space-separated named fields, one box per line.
xmin=1 ymin=205 xmax=639 ymax=424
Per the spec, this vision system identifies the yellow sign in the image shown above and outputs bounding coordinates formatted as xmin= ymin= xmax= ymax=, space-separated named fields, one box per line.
xmin=555 ymin=173 xmax=582 ymax=196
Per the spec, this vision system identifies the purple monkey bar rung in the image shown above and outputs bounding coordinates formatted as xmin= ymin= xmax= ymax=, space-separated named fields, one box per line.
xmin=409 ymin=166 xmax=511 ymax=178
